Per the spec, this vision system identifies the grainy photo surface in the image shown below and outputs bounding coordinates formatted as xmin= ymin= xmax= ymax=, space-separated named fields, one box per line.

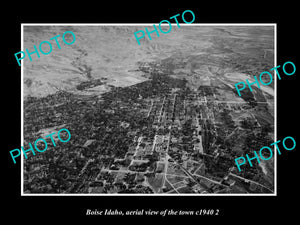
xmin=22 ymin=25 xmax=275 ymax=194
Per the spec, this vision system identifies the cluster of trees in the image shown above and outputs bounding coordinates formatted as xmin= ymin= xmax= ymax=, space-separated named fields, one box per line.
xmin=232 ymin=87 xmax=257 ymax=107
xmin=220 ymin=109 xmax=235 ymax=129
xmin=102 ymin=72 xmax=187 ymax=104
xmin=76 ymin=78 xmax=104 ymax=90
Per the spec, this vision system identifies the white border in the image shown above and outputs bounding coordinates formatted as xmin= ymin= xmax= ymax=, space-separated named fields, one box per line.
xmin=21 ymin=23 xmax=277 ymax=196
xmin=274 ymin=24 xmax=277 ymax=196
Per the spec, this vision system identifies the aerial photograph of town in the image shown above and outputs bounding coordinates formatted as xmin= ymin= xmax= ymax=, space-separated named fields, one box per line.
xmin=22 ymin=25 xmax=275 ymax=194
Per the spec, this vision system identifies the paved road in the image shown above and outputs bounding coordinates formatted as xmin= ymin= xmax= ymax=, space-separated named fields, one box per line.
xmin=229 ymin=172 xmax=273 ymax=192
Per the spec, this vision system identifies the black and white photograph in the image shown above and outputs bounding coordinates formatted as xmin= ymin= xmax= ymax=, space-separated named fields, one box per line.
xmin=22 ymin=25 xmax=275 ymax=195
xmin=3 ymin=4 xmax=298 ymax=223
